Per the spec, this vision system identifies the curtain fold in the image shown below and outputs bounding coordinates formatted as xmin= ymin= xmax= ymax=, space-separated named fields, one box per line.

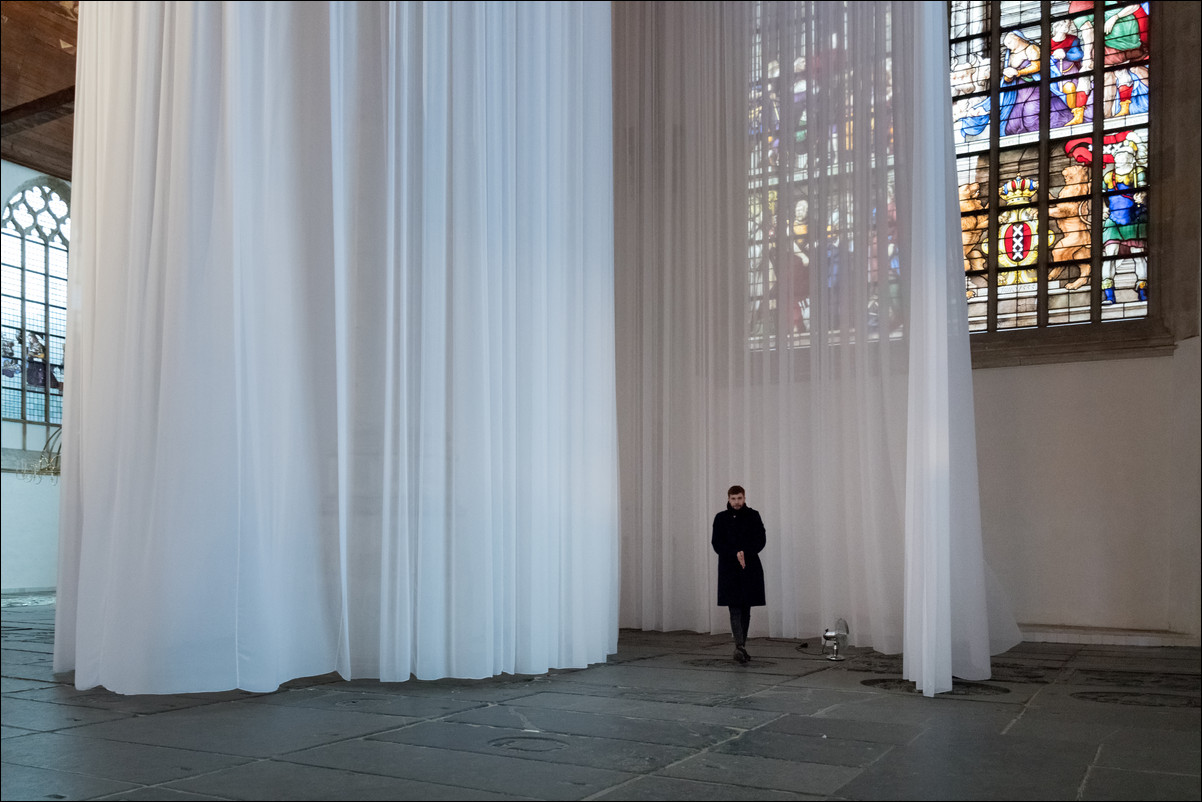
xmin=897 ymin=1 xmax=1021 ymax=694
xmin=56 ymin=0 xmax=618 ymax=694
xmin=613 ymin=0 xmax=1019 ymax=695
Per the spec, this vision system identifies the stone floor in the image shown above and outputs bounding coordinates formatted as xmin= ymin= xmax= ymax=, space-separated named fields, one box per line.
xmin=2 ymin=593 xmax=1199 ymax=801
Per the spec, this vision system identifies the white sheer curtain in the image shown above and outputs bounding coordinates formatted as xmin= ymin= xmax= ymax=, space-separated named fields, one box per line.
xmin=613 ymin=0 xmax=1019 ymax=695
xmin=55 ymin=0 xmax=619 ymax=694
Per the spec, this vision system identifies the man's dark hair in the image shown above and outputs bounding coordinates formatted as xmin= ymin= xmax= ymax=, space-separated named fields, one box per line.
xmin=727 ymin=485 xmax=745 ymax=497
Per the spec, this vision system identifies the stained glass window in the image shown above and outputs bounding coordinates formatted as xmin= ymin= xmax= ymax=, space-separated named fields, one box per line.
xmin=747 ymin=2 xmax=899 ymax=351
xmin=951 ymin=1 xmax=1150 ymax=331
xmin=1 ymin=179 xmax=70 ymax=449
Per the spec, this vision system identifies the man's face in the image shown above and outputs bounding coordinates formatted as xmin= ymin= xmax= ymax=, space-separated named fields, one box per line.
xmin=729 ymin=493 xmax=746 ymax=510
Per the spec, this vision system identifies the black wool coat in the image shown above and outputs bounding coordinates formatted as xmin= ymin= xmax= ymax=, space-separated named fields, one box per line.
xmin=711 ymin=504 xmax=767 ymax=607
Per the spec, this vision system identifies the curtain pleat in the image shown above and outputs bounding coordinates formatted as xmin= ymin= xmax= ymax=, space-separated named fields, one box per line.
xmin=612 ymin=0 xmax=1019 ymax=695
xmin=56 ymin=0 xmax=618 ymax=694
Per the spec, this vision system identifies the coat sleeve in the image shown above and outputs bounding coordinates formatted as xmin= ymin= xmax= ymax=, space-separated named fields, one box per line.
xmin=748 ymin=510 xmax=767 ymax=554
xmin=712 ymin=513 xmax=736 ymax=556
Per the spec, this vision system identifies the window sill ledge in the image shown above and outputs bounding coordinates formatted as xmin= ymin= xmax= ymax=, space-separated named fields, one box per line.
xmin=970 ymin=321 xmax=1178 ymax=369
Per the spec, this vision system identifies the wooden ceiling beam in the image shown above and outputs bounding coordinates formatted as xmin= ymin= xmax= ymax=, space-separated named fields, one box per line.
xmin=1 ymin=85 xmax=74 ymax=138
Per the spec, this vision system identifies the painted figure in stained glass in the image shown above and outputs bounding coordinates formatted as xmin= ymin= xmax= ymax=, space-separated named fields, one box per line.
xmin=822 ymin=207 xmax=842 ymax=309
xmin=24 ymin=332 xmax=46 ymax=389
xmin=1102 ymin=3 xmax=1150 ymax=119
xmin=1103 ymin=3 xmax=1149 ymax=64
xmin=1107 ymin=66 xmax=1148 ymax=118
xmin=749 ymin=65 xmax=779 ymax=178
xmin=786 ymin=198 xmax=811 ymax=333
xmin=790 ymin=56 xmax=808 ymax=173
xmin=765 ymin=235 xmax=810 ymax=337
xmin=750 ymin=60 xmax=783 ymax=170
xmin=1063 ymin=129 xmax=1147 ymax=303
xmin=1047 ymin=160 xmax=1093 ymax=289
xmin=1 ymin=331 xmax=19 ymax=380
xmin=866 ymin=200 xmax=901 ymax=335
xmin=951 ymin=52 xmax=991 ymax=144
xmin=1051 ymin=17 xmax=1092 ymax=126
xmin=1000 ymin=30 xmax=1073 ymax=136
xmin=748 ymin=196 xmax=766 ymax=321
xmin=959 ymin=180 xmax=988 ymax=298
xmin=1102 ymin=134 xmax=1148 ymax=302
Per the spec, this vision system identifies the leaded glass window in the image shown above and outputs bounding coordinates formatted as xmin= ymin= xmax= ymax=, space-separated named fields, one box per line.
xmin=951 ymin=1 xmax=1150 ymax=331
xmin=1 ymin=179 xmax=70 ymax=452
xmin=748 ymin=2 xmax=812 ymax=350
xmin=747 ymin=2 xmax=900 ymax=351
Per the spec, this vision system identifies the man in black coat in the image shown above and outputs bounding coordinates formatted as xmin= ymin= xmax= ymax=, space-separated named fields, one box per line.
xmin=711 ymin=485 xmax=766 ymax=663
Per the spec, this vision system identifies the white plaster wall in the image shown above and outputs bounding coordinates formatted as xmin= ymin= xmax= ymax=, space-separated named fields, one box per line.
xmin=974 ymin=342 xmax=1201 ymax=639
xmin=2 ymin=160 xmax=43 ymax=203
xmin=1 ymin=473 xmax=59 ymax=591
xmin=1168 ymin=336 xmax=1202 ymax=637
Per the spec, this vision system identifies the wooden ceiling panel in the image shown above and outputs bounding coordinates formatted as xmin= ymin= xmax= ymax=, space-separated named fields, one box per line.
xmin=2 ymin=113 xmax=73 ymax=180
xmin=1 ymin=0 xmax=78 ymax=180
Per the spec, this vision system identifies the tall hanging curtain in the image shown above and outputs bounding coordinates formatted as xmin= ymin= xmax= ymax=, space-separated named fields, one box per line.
xmin=55 ymin=0 xmax=619 ymax=694
xmin=612 ymin=0 xmax=1019 ymax=694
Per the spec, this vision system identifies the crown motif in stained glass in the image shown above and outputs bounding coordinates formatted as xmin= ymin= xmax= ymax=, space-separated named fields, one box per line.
xmin=999 ymin=176 xmax=1037 ymax=204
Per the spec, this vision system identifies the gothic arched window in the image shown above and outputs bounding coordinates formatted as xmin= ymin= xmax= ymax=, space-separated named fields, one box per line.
xmin=1 ymin=178 xmax=70 ymax=458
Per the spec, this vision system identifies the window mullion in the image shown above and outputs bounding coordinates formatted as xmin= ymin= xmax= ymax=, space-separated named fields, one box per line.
xmin=1089 ymin=0 xmax=1107 ymax=322
xmin=1037 ymin=1 xmax=1051 ymax=329
xmin=986 ymin=0 xmax=1001 ymax=333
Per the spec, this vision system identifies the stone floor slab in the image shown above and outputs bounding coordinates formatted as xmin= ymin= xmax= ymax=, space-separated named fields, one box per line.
xmin=590 ymin=773 xmax=822 ymax=800
xmin=370 ymin=719 xmax=695 ymax=773
xmin=283 ymin=737 xmax=631 ymax=799
xmin=1095 ymin=730 xmax=1202 ymax=775
xmin=716 ymin=727 xmax=893 ymax=768
xmin=164 ymin=757 xmax=533 ymax=800
xmin=0 ymin=695 xmax=131 ymax=732
xmin=446 ymin=702 xmax=745 ymax=748
xmin=248 ymin=685 xmax=481 ymax=720
xmin=546 ymin=663 xmax=786 ymax=695
xmin=0 ymin=761 xmax=138 ymax=801
xmin=500 ymin=691 xmax=780 ymax=729
xmin=94 ymin=788 xmax=231 ymax=800
xmin=11 ymin=683 xmax=223 ymax=715
xmin=63 ymin=699 xmax=409 ymax=757
xmin=1080 ymin=765 xmax=1202 ymax=801
xmin=1 ymin=730 xmax=252 ymax=785
xmin=661 ymin=750 xmax=863 ymax=796
xmin=835 ymin=727 xmax=1096 ymax=801
xmin=760 ymin=711 xmax=924 ymax=745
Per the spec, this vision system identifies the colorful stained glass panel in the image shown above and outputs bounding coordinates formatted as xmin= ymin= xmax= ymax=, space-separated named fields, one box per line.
xmin=1048 ymin=264 xmax=1093 ymax=325
xmin=953 ymin=95 xmax=991 ymax=149
xmin=996 ymin=268 xmax=1039 ymax=329
xmin=1100 ymin=256 xmax=1147 ymax=319
xmin=951 ymin=37 xmax=991 ymax=97
xmin=951 ymin=1 xmax=989 ymax=38
xmin=948 ymin=0 xmax=1155 ymax=335
xmin=1102 ymin=4 xmax=1150 ymax=67
xmin=999 ymin=1 xmax=1043 ymax=29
